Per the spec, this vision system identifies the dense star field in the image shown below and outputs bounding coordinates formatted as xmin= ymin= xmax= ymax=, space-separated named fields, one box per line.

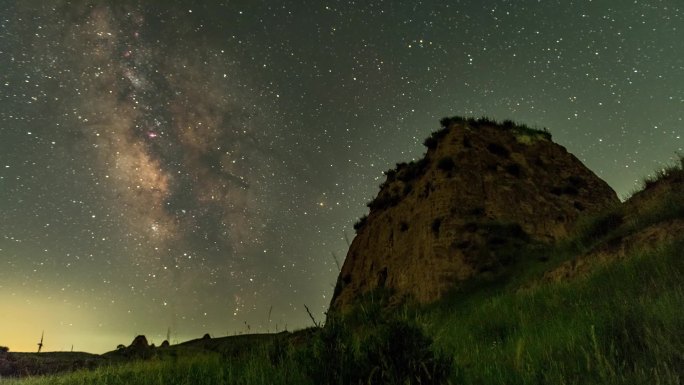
xmin=0 ymin=0 xmax=682 ymax=353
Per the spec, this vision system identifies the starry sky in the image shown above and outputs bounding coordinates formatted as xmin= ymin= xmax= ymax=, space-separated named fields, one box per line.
xmin=0 ymin=0 xmax=682 ymax=353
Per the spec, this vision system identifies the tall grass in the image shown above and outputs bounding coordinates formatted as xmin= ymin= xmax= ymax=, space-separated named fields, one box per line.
xmin=1 ymin=348 xmax=312 ymax=385
xmin=425 ymin=240 xmax=684 ymax=385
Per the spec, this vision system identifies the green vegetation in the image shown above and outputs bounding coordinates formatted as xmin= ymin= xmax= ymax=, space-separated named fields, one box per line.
xmin=572 ymin=209 xmax=625 ymax=249
xmin=570 ymin=157 xmax=683 ymax=253
xmin=425 ymin=239 xmax=684 ymax=385
xmin=641 ymin=154 xmax=684 ymax=190
xmin=0 ymin=351 xmax=310 ymax=385
xmin=437 ymin=115 xmax=552 ymax=141
xmin=298 ymin=310 xmax=451 ymax=385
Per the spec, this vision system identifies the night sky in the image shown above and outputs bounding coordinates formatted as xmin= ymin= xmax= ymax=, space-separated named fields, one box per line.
xmin=1 ymin=0 xmax=682 ymax=353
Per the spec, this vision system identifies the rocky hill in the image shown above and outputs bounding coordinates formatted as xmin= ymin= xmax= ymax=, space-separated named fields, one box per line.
xmin=541 ymin=157 xmax=684 ymax=283
xmin=330 ymin=117 xmax=619 ymax=312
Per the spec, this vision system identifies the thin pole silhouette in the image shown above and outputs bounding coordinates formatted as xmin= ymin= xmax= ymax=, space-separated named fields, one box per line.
xmin=37 ymin=331 xmax=44 ymax=353
xmin=303 ymin=304 xmax=320 ymax=328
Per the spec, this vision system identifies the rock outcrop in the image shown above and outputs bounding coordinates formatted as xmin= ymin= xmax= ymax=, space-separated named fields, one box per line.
xmin=129 ymin=335 xmax=149 ymax=349
xmin=107 ymin=335 xmax=154 ymax=359
xmin=330 ymin=118 xmax=619 ymax=312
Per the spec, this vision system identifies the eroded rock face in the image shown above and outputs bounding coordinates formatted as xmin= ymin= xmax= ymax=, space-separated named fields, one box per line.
xmin=330 ymin=120 xmax=619 ymax=312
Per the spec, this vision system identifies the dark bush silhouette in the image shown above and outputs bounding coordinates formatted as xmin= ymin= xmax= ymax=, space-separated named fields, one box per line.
xmin=439 ymin=115 xmax=466 ymax=128
xmin=354 ymin=215 xmax=369 ymax=233
xmin=383 ymin=169 xmax=397 ymax=182
xmin=423 ymin=128 xmax=449 ymax=149
xmin=642 ymin=154 xmax=684 ymax=189
xmin=303 ymin=316 xmax=452 ymax=385
xmin=437 ymin=115 xmax=552 ymax=140
xmin=397 ymin=159 xmax=429 ymax=182
xmin=367 ymin=193 xmax=401 ymax=211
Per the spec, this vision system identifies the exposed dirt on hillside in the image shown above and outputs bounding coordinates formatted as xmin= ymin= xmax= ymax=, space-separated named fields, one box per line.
xmin=330 ymin=119 xmax=619 ymax=312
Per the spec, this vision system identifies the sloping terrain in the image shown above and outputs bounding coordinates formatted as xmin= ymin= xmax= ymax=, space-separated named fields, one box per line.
xmin=543 ymin=160 xmax=684 ymax=283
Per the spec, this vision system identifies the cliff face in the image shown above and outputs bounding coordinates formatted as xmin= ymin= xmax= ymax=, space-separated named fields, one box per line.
xmin=330 ymin=119 xmax=619 ymax=312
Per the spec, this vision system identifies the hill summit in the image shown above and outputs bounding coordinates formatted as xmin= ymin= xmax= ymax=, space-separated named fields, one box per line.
xmin=330 ymin=117 xmax=619 ymax=312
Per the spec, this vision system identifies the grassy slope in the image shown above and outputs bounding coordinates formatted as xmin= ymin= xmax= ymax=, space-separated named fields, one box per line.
xmin=426 ymin=240 xmax=683 ymax=385
xmin=4 ymin=164 xmax=683 ymax=385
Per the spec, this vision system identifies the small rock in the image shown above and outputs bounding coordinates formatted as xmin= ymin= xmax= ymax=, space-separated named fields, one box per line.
xmin=129 ymin=335 xmax=149 ymax=349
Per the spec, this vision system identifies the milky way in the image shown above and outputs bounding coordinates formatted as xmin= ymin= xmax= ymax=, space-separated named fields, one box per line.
xmin=67 ymin=4 xmax=274 ymax=267
xmin=1 ymin=0 xmax=682 ymax=352
xmin=2 ymin=2 xmax=296 ymax=349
